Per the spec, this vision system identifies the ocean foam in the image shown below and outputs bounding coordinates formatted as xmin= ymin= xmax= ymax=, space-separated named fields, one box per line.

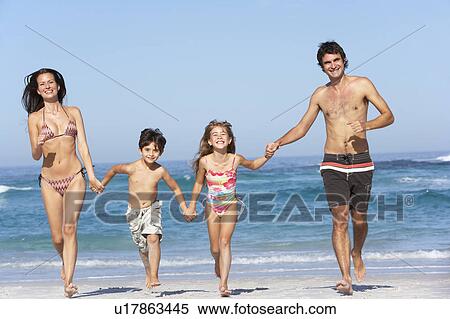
xmin=397 ymin=177 xmax=450 ymax=187
xmin=2 ymin=249 xmax=449 ymax=269
xmin=436 ymin=154 xmax=450 ymax=162
xmin=0 ymin=185 xmax=33 ymax=194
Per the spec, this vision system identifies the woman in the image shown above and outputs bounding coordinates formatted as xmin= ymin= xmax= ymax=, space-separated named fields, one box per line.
xmin=22 ymin=68 xmax=104 ymax=297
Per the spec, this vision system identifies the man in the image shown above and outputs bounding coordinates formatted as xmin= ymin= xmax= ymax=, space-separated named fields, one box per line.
xmin=266 ymin=41 xmax=394 ymax=295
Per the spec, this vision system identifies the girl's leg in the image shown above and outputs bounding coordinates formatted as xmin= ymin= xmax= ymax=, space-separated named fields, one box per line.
xmin=62 ymin=173 xmax=86 ymax=296
xmin=205 ymin=205 xmax=221 ymax=277
xmin=147 ymin=234 xmax=161 ymax=287
xmin=41 ymin=183 xmax=65 ymax=280
xmin=218 ymin=204 xmax=238 ymax=294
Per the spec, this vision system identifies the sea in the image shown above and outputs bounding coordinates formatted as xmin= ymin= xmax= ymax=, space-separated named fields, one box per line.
xmin=0 ymin=151 xmax=449 ymax=284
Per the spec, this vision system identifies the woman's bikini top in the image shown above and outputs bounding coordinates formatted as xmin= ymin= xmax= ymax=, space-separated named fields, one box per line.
xmin=40 ymin=106 xmax=77 ymax=144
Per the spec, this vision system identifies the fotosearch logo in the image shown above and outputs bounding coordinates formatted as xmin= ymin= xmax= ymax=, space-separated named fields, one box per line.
xmin=66 ymin=191 xmax=413 ymax=225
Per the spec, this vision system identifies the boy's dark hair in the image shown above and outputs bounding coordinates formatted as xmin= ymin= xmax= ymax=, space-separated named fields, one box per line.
xmin=139 ymin=128 xmax=166 ymax=153
xmin=316 ymin=41 xmax=348 ymax=70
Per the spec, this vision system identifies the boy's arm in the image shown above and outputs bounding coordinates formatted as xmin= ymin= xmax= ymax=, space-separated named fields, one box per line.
xmin=237 ymin=153 xmax=270 ymax=170
xmin=101 ymin=164 xmax=130 ymax=187
xmin=161 ymin=167 xmax=188 ymax=212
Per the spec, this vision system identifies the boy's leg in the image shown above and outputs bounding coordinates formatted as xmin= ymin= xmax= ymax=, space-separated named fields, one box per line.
xmin=138 ymin=249 xmax=152 ymax=288
xmin=147 ymin=234 xmax=161 ymax=286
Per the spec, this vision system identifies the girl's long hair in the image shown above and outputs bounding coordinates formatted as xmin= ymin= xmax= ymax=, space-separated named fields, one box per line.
xmin=22 ymin=68 xmax=67 ymax=115
xmin=192 ymin=120 xmax=236 ymax=174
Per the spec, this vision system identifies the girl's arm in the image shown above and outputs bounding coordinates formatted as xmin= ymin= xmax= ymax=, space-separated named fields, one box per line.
xmin=186 ymin=157 xmax=206 ymax=216
xmin=27 ymin=113 xmax=43 ymax=160
xmin=237 ymin=153 xmax=270 ymax=170
xmin=71 ymin=107 xmax=104 ymax=193
xmin=101 ymin=164 xmax=130 ymax=187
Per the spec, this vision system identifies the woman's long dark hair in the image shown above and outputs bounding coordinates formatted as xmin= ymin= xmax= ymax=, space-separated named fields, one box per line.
xmin=192 ymin=120 xmax=236 ymax=174
xmin=22 ymin=68 xmax=67 ymax=115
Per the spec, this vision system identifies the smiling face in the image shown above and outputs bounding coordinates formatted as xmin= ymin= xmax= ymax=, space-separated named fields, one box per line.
xmin=321 ymin=53 xmax=345 ymax=80
xmin=139 ymin=142 xmax=161 ymax=164
xmin=208 ymin=126 xmax=232 ymax=151
xmin=36 ymin=73 xmax=60 ymax=101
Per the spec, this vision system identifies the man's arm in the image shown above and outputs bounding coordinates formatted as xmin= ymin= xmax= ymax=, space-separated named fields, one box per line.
xmin=348 ymin=78 xmax=394 ymax=133
xmin=266 ymin=91 xmax=321 ymax=155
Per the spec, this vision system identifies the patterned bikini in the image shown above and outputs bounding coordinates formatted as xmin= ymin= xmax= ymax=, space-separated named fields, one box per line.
xmin=205 ymin=155 xmax=237 ymax=215
xmin=38 ymin=107 xmax=86 ymax=196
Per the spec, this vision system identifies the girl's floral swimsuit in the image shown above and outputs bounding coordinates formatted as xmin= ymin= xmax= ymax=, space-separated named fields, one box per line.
xmin=205 ymin=154 xmax=237 ymax=215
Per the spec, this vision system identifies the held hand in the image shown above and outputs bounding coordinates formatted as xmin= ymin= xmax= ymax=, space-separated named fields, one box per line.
xmin=265 ymin=142 xmax=280 ymax=158
xmin=183 ymin=207 xmax=197 ymax=222
xmin=89 ymin=177 xmax=105 ymax=194
xmin=347 ymin=121 xmax=366 ymax=133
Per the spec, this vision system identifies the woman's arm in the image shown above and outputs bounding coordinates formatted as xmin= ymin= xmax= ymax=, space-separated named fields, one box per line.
xmin=27 ymin=113 xmax=43 ymax=160
xmin=237 ymin=153 xmax=270 ymax=170
xmin=70 ymin=107 xmax=104 ymax=192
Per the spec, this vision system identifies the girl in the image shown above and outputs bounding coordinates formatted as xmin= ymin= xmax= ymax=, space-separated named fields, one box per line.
xmin=186 ymin=120 xmax=271 ymax=297
xmin=23 ymin=68 xmax=104 ymax=297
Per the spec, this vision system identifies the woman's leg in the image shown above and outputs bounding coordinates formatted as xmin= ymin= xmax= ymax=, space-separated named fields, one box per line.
xmin=40 ymin=182 xmax=65 ymax=280
xmin=218 ymin=204 xmax=238 ymax=294
xmin=205 ymin=205 xmax=221 ymax=277
xmin=62 ymin=173 xmax=86 ymax=294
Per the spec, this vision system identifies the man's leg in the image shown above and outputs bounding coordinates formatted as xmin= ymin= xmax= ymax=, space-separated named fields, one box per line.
xmin=349 ymin=170 xmax=373 ymax=282
xmin=331 ymin=204 xmax=353 ymax=295
xmin=351 ymin=208 xmax=367 ymax=282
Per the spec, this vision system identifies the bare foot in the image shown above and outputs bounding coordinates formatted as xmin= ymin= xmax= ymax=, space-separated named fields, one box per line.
xmin=219 ymin=286 xmax=231 ymax=297
xmin=336 ymin=280 xmax=353 ymax=296
xmin=151 ymin=281 xmax=161 ymax=288
xmin=150 ymin=276 xmax=161 ymax=288
xmin=145 ymin=275 xmax=152 ymax=289
xmin=64 ymin=283 xmax=78 ymax=298
xmin=351 ymin=249 xmax=366 ymax=282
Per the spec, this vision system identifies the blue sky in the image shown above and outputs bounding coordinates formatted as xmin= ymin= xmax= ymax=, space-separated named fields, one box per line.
xmin=1 ymin=0 xmax=449 ymax=166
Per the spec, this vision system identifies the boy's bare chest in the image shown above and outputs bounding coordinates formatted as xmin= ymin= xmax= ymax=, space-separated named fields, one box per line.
xmin=129 ymin=171 xmax=160 ymax=188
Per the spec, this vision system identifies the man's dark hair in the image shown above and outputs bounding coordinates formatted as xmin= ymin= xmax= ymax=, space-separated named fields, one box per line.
xmin=138 ymin=128 xmax=166 ymax=153
xmin=317 ymin=41 xmax=348 ymax=70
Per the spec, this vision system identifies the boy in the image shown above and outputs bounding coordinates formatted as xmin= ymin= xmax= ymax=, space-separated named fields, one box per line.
xmin=102 ymin=128 xmax=195 ymax=288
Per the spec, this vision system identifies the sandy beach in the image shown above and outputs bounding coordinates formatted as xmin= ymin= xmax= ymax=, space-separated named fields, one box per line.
xmin=1 ymin=272 xmax=449 ymax=299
